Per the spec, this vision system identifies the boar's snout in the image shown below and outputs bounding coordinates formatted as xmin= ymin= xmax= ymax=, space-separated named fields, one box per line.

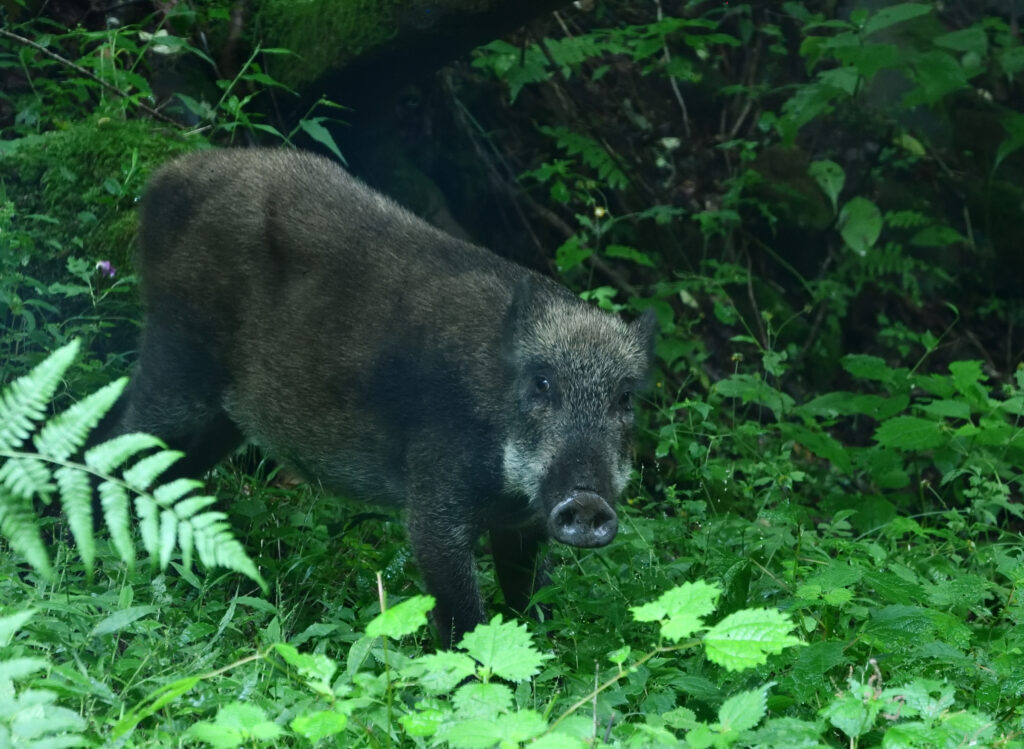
xmin=549 ymin=490 xmax=618 ymax=548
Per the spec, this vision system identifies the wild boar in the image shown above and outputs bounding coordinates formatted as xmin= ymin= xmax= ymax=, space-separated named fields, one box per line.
xmin=105 ymin=148 xmax=655 ymax=646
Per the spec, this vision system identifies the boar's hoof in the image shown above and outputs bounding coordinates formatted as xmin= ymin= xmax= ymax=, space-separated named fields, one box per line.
xmin=549 ymin=490 xmax=618 ymax=548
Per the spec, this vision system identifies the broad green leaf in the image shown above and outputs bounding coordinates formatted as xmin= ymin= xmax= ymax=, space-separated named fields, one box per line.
xmin=917 ymin=399 xmax=971 ymax=420
xmin=809 ymin=160 xmax=844 ymax=214
xmin=704 ymin=608 xmax=803 ymax=671
xmin=555 ymin=235 xmax=592 ymax=272
xmin=841 ymin=354 xmax=895 ymax=384
xmin=290 ymin=709 xmax=347 ymax=742
xmin=839 ymin=196 xmax=882 ymax=256
xmin=90 ymin=606 xmax=159 ymax=637
xmin=874 ymin=416 xmax=944 ymax=450
xmin=604 ymin=243 xmax=656 ymax=267
xmin=459 ymin=615 xmax=550 ymax=681
xmin=862 ymin=3 xmax=932 ymax=37
xmin=365 ymin=594 xmax=434 ymax=639
xmin=779 ymin=423 xmax=851 ymax=474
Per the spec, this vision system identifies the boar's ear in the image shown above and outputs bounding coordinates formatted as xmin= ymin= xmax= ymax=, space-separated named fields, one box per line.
xmin=502 ymin=276 xmax=535 ymax=358
xmin=633 ymin=307 xmax=658 ymax=359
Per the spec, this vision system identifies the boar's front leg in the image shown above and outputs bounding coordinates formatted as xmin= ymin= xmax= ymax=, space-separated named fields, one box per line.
xmin=490 ymin=525 xmax=550 ymax=620
xmin=406 ymin=506 xmax=486 ymax=648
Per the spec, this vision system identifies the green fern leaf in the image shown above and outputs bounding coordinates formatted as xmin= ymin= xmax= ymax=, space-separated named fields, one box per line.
xmin=123 ymin=450 xmax=184 ymax=491
xmin=85 ymin=433 xmax=165 ymax=475
xmin=178 ymin=518 xmax=195 ymax=573
xmin=159 ymin=509 xmax=177 ymax=570
xmin=99 ymin=480 xmax=134 ymax=567
xmin=54 ymin=466 xmax=95 ymax=574
xmin=0 ymin=456 xmax=55 ymax=501
xmin=539 ymin=125 xmax=629 ymax=190
xmin=34 ymin=378 xmax=127 ymax=460
xmin=136 ymin=494 xmax=159 ymax=565
xmin=0 ymin=339 xmax=79 ymax=451
xmin=154 ymin=478 xmax=205 ymax=508
xmin=172 ymin=494 xmax=217 ymax=519
xmin=189 ymin=511 xmax=267 ymax=592
xmin=0 ymin=486 xmax=53 ymax=580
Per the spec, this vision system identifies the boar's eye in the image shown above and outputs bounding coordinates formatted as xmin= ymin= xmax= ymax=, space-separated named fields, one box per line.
xmin=534 ymin=376 xmax=551 ymax=394
xmin=618 ymin=390 xmax=633 ymax=409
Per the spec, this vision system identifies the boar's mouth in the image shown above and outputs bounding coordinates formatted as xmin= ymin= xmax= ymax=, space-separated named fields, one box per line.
xmin=548 ymin=489 xmax=618 ymax=548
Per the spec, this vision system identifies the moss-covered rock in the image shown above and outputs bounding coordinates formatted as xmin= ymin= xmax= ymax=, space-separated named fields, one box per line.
xmin=0 ymin=117 xmax=199 ymax=272
xmin=254 ymin=0 xmax=410 ymax=89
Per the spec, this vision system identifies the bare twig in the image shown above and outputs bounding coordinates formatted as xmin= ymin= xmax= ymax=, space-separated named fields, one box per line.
xmin=654 ymin=0 xmax=690 ymax=138
xmin=0 ymin=28 xmax=184 ymax=128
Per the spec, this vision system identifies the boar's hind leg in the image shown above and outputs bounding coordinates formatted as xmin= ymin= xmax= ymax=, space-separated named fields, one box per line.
xmin=490 ymin=526 xmax=550 ymax=620
xmin=406 ymin=507 xmax=486 ymax=649
xmin=103 ymin=321 xmax=243 ymax=480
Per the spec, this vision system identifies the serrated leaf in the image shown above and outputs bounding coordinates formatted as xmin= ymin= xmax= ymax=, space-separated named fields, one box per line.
xmin=365 ymin=595 xmax=434 ymax=639
xmin=459 ymin=615 xmax=551 ymax=681
xmin=717 ymin=683 xmax=772 ymax=733
xmin=704 ymin=608 xmax=803 ymax=671
xmin=452 ymin=681 xmax=513 ymax=720
xmin=291 ymin=709 xmax=347 ymax=742
xmin=404 ymin=651 xmax=477 ymax=694
xmin=917 ymin=399 xmax=971 ymax=420
xmin=874 ymin=416 xmax=945 ymax=450
xmin=631 ymin=580 xmax=721 ymax=641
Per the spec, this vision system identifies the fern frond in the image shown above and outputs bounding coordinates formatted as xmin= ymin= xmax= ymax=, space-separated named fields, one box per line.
xmin=34 ymin=377 xmax=128 ymax=460
xmin=0 ymin=339 xmax=79 ymax=451
xmin=539 ymin=125 xmax=629 ymax=190
xmin=54 ymin=466 xmax=95 ymax=574
xmin=189 ymin=511 xmax=267 ymax=593
xmin=84 ymin=432 xmax=165 ymax=475
xmin=154 ymin=478 xmax=205 ymax=508
xmin=98 ymin=480 xmax=134 ymax=567
xmin=0 ymin=486 xmax=52 ymax=580
xmin=0 ymin=610 xmax=35 ymax=647
xmin=135 ymin=494 xmax=159 ymax=567
xmin=122 ymin=450 xmax=184 ymax=492
xmin=171 ymin=494 xmax=217 ymax=519
xmin=178 ymin=520 xmax=195 ymax=575
xmin=159 ymin=509 xmax=177 ymax=570
xmin=0 ymin=456 xmax=55 ymax=501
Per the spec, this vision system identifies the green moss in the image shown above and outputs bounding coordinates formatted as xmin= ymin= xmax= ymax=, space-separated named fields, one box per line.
xmin=0 ymin=117 xmax=199 ymax=271
xmin=254 ymin=0 xmax=409 ymax=88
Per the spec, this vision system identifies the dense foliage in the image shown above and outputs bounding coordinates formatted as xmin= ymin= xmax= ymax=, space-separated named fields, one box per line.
xmin=1 ymin=0 xmax=1023 ymax=746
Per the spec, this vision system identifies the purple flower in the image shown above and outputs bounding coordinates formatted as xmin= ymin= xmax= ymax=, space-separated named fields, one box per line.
xmin=96 ymin=260 xmax=116 ymax=278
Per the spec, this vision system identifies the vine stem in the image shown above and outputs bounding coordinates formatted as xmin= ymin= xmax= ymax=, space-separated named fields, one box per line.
xmin=0 ymin=28 xmax=184 ymax=128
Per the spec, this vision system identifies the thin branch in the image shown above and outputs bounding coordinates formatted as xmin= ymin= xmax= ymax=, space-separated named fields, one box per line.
xmin=655 ymin=0 xmax=690 ymax=138
xmin=0 ymin=28 xmax=184 ymax=128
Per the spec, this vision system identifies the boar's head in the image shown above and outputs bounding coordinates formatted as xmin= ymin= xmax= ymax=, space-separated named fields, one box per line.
xmin=501 ymin=279 xmax=656 ymax=548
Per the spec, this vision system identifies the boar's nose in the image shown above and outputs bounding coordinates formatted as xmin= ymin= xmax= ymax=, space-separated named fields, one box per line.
xmin=549 ymin=490 xmax=618 ymax=548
